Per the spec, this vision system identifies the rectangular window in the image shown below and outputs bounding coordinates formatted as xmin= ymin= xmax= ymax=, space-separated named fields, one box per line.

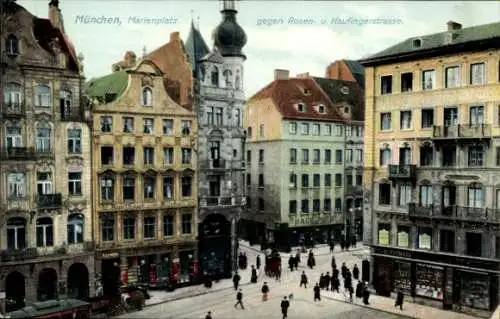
xmin=355 ymin=149 xmax=363 ymax=163
xmin=468 ymin=146 xmax=484 ymax=167
xmin=466 ymin=232 xmax=482 ymax=256
xmin=68 ymin=172 xmax=82 ymax=196
xmin=144 ymin=147 xmax=155 ymax=165
xmin=36 ymin=219 xmax=53 ymax=247
xmin=335 ymin=199 xmax=342 ymax=212
xmin=496 ymin=147 xmax=500 ymax=166
xmin=381 ymin=75 xmax=392 ymax=94
xmin=100 ymin=116 xmax=113 ymax=132
xmin=335 ymin=150 xmax=343 ymax=164
xmin=356 ymin=174 xmax=362 ymax=185
xmin=380 ymin=112 xmax=392 ymax=131
xmin=469 ymin=106 xmax=484 ymax=125
xmin=100 ymin=177 xmax=114 ymax=201
xmin=421 ymin=109 xmax=434 ymax=129
xmin=301 ymin=200 xmax=309 ymax=213
xmin=163 ymin=215 xmax=174 ymax=237
xmin=181 ymin=176 xmax=192 ymax=197
xmin=313 ymin=149 xmax=320 ymax=164
xmin=163 ymin=147 xmax=174 ymax=165
xmin=144 ymin=176 xmax=156 ymax=199
xmin=470 ymin=63 xmax=486 ymax=85
xmin=214 ymin=108 xmax=223 ymax=126
xmin=324 ymin=199 xmax=331 ymax=211
xmin=163 ymin=119 xmax=174 ymax=135
xmin=67 ymin=129 xmax=82 ymax=153
xmin=259 ymin=149 xmax=264 ymax=163
xmin=313 ymin=199 xmax=320 ymax=212
xmin=324 ymin=150 xmax=331 ymax=164
xmin=422 ymin=70 xmax=436 ymax=90
xmin=312 ymin=124 xmax=320 ymax=136
xmin=36 ymin=127 xmax=52 ymax=153
xmin=420 ymin=146 xmax=433 ymax=166
xmin=444 ymin=107 xmax=458 ymax=126
xmin=123 ymin=117 xmax=134 ymax=133
xmin=143 ymin=118 xmax=154 ymax=134
xmin=420 ymin=185 xmax=433 ymax=207
xmin=258 ymin=174 xmax=264 ymax=188
xmin=324 ymin=124 xmax=332 ymax=136
xmin=418 ymin=227 xmax=432 ymax=250
xmin=181 ymin=120 xmax=192 ymax=135
xmin=400 ymin=111 xmax=412 ymax=130
xmin=301 ymin=174 xmax=309 ymax=188
xmin=345 ymin=126 xmax=352 ymax=137
xmin=101 ymin=217 xmax=114 ymax=242
xmin=182 ymin=214 xmax=192 ymax=234
xmin=259 ymin=198 xmax=265 ymax=211
xmin=207 ymin=107 xmax=214 ymax=125
xmin=123 ymin=177 xmax=135 ymax=200
xmin=37 ymin=172 xmax=52 ymax=195
xmin=324 ymin=173 xmax=331 ymax=187
xmin=302 ymin=149 xmax=309 ymax=164
xmin=345 ymin=149 xmax=353 ymax=163
xmin=401 ymin=72 xmax=413 ymax=92
xmin=313 ymin=174 xmax=320 ymax=187
xmin=346 ymin=174 xmax=353 ymax=186
xmin=181 ymin=148 xmax=192 ymax=164
xmin=398 ymin=184 xmax=412 ymax=206
xmin=335 ymin=174 xmax=342 ymax=187
xmin=468 ymin=187 xmax=484 ymax=208
xmin=247 ymin=150 xmax=252 ymax=163
xmin=335 ymin=125 xmax=343 ymax=136
xmin=300 ymin=123 xmax=309 ymax=135
xmin=379 ymin=184 xmax=391 ymax=205
xmin=445 ymin=66 xmax=460 ymax=88
xmin=123 ymin=217 xmax=136 ymax=240
xmin=123 ymin=147 xmax=135 ymax=165
xmin=440 ymin=229 xmax=455 ymax=253
xmin=7 ymin=173 xmax=26 ymax=198
xmin=289 ymin=200 xmax=297 ymax=214
xmin=289 ymin=122 xmax=297 ymax=134
xmin=163 ymin=176 xmax=174 ymax=199
xmin=143 ymin=216 xmax=156 ymax=239
xmin=289 ymin=173 xmax=297 ymax=188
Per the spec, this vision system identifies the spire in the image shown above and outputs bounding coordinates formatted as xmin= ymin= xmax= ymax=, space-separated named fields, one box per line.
xmin=142 ymin=45 xmax=147 ymax=58
xmin=185 ymin=12 xmax=210 ymax=72
xmin=221 ymin=0 xmax=236 ymax=12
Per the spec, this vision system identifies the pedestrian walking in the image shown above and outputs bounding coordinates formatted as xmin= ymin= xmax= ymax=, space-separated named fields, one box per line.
xmin=261 ymin=282 xmax=270 ymax=301
xmin=340 ymin=240 xmax=345 ymax=251
xmin=341 ymin=262 xmax=348 ymax=279
xmin=275 ymin=265 xmax=282 ymax=281
xmin=234 ymin=289 xmax=245 ymax=309
xmin=256 ymin=255 xmax=261 ymax=270
xmin=331 ymin=276 xmax=340 ymax=292
xmin=232 ymin=272 xmax=240 ymax=290
xmin=362 ymin=283 xmax=370 ymax=305
xmin=300 ymin=271 xmax=308 ymax=288
xmin=251 ymin=265 xmax=258 ymax=283
xmin=313 ymin=283 xmax=321 ymax=301
xmin=281 ymin=296 xmax=290 ymax=319
xmin=352 ymin=264 xmax=359 ymax=281
xmin=355 ymin=281 xmax=364 ymax=303
xmin=348 ymin=286 xmax=354 ymax=302
xmin=351 ymin=235 xmax=357 ymax=248
xmin=329 ymin=240 xmax=334 ymax=253
xmin=243 ymin=252 xmax=248 ymax=269
xmin=331 ymin=255 xmax=336 ymax=270
xmin=395 ymin=290 xmax=404 ymax=310
xmin=288 ymin=255 xmax=294 ymax=271
xmin=205 ymin=311 xmax=212 ymax=319
xmin=324 ymin=272 xmax=331 ymax=291
xmin=319 ymin=273 xmax=325 ymax=289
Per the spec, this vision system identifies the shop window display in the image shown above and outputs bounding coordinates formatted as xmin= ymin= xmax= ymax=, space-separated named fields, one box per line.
xmin=460 ymin=272 xmax=490 ymax=310
xmin=415 ymin=264 xmax=443 ymax=300
xmin=393 ymin=261 xmax=411 ymax=294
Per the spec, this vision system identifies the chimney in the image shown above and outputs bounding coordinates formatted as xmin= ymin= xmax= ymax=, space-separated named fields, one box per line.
xmin=274 ymin=69 xmax=289 ymax=80
xmin=170 ymin=32 xmax=180 ymax=42
xmin=447 ymin=21 xmax=462 ymax=31
xmin=48 ymin=0 xmax=65 ymax=32
xmin=296 ymin=72 xmax=310 ymax=79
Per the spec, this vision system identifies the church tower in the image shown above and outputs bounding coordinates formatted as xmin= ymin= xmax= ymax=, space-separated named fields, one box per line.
xmin=188 ymin=0 xmax=247 ymax=277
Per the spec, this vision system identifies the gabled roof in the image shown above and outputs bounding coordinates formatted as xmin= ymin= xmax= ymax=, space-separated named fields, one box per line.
xmin=184 ymin=21 xmax=210 ymax=71
xmin=343 ymin=60 xmax=365 ymax=88
xmin=362 ymin=21 xmax=500 ymax=66
xmin=312 ymin=77 xmax=364 ymax=122
xmin=84 ymin=70 xmax=129 ymax=104
xmin=250 ymin=77 xmax=346 ymax=123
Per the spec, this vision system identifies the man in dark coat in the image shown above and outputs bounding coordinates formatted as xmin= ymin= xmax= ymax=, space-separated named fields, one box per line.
xmin=243 ymin=252 xmax=248 ymax=269
xmin=341 ymin=262 xmax=348 ymax=279
xmin=256 ymin=255 xmax=261 ymax=269
xmin=331 ymin=276 xmax=340 ymax=293
xmin=308 ymin=249 xmax=314 ymax=259
xmin=344 ymin=273 xmax=352 ymax=292
xmin=232 ymin=272 xmax=241 ymax=290
xmin=295 ymin=251 xmax=301 ymax=264
xmin=300 ymin=271 xmax=308 ymax=288
xmin=351 ymin=236 xmax=357 ymax=248
xmin=355 ymin=281 xmax=364 ymax=303
xmin=362 ymin=283 xmax=370 ymax=305
xmin=352 ymin=264 xmax=360 ymax=280
xmin=332 ymin=266 xmax=339 ymax=281
xmin=281 ymin=296 xmax=290 ymax=318
xmin=324 ymin=272 xmax=331 ymax=291
xmin=340 ymin=240 xmax=345 ymax=251
xmin=261 ymin=282 xmax=270 ymax=301
xmin=238 ymin=253 xmax=244 ymax=269
xmin=307 ymin=255 xmax=315 ymax=269
xmin=205 ymin=311 xmax=212 ymax=319
xmin=234 ymin=289 xmax=245 ymax=309
xmin=329 ymin=240 xmax=334 ymax=252
xmin=251 ymin=265 xmax=258 ymax=283
xmin=319 ymin=273 xmax=325 ymax=289
xmin=395 ymin=290 xmax=404 ymax=310
xmin=331 ymin=255 xmax=336 ymax=271
xmin=313 ymin=283 xmax=321 ymax=301
xmin=288 ymin=255 xmax=294 ymax=271
xmin=275 ymin=265 xmax=282 ymax=281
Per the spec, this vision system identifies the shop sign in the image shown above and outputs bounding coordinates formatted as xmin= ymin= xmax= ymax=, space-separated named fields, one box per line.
xmin=288 ymin=214 xmax=341 ymax=227
xmin=378 ymin=229 xmax=390 ymax=246
xmin=373 ymin=246 xmax=412 ymax=259
xmin=101 ymin=251 xmax=120 ymax=259
xmin=418 ymin=233 xmax=431 ymax=250
xmin=397 ymin=231 xmax=409 ymax=247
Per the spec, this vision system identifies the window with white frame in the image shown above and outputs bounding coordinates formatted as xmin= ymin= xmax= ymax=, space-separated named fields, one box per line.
xmin=101 ymin=176 xmax=114 ymax=201
xmin=142 ymin=87 xmax=153 ymax=106
xmin=68 ymin=172 xmax=82 ymax=196
xmin=163 ymin=147 xmax=174 ymax=165
xmin=143 ymin=216 xmax=156 ymax=239
xmin=468 ymin=146 xmax=484 ymax=167
xmin=100 ymin=116 xmax=112 ymax=132
xmin=312 ymin=124 xmax=320 ymax=135
xmin=422 ymin=70 xmax=436 ymax=90
xmin=289 ymin=122 xmax=297 ymax=134
xmin=420 ymin=185 xmax=433 ymax=207
xmin=399 ymin=184 xmax=412 ymax=206
xmin=36 ymin=124 xmax=52 ymax=153
xmin=5 ymin=34 xmax=19 ymax=56
xmin=300 ymin=123 xmax=309 ymax=135
xmin=144 ymin=176 xmax=156 ymax=199
xmin=143 ymin=118 xmax=154 ymax=134
xmin=469 ymin=106 xmax=484 ymax=125
xmin=67 ymin=214 xmax=84 ymax=244
xmin=345 ymin=149 xmax=353 ymax=163
xmin=123 ymin=117 xmax=134 ymax=133
xmin=35 ymin=85 xmax=51 ymax=107
xmin=215 ymin=108 xmax=223 ymax=126
xmin=181 ymin=120 xmax=192 ymax=136
xmin=400 ymin=111 xmax=412 ymax=130
xmin=143 ymin=147 xmax=154 ymax=165
xmin=67 ymin=128 xmax=81 ymax=154
xmin=7 ymin=172 xmax=26 ymax=198
xmin=60 ymin=90 xmax=72 ymax=116
xmin=324 ymin=124 xmax=332 ymax=136
xmin=312 ymin=149 xmax=320 ymax=164
xmin=379 ymin=147 xmax=392 ymax=166
xmin=380 ymin=113 xmax=392 ymax=131
xmin=36 ymin=217 xmax=53 ymax=247
xmin=162 ymin=119 xmax=173 ymax=135
xmin=356 ymin=149 xmax=363 ymax=163
xmin=37 ymin=172 xmax=52 ymax=195
xmin=468 ymin=186 xmax=484 ymax=208
xmin=445 ymin=66 xmax=460 ymax=88
xmin=7 ymin=217 xmax=26 ymax=250
xmin=4 ymin=83 xmax=22 ymax=106
xmin=101 ymin=216 xmax=115 ymax=242
xmin=6 ymin=123 xmax=22 ymax=147
xmin=444 ymin=107 xmax=459 ymax=126
xmin=163 ymin=176 xmax=174 ymax=199
xmin=289 ymin=173 xmax=297 ymax=188
xmin=470 ymin=63 xmax=485 ymax=85
xmin=181 ymin=148 xmax=192 ymax=164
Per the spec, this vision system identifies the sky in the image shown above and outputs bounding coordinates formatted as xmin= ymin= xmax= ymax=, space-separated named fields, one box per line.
xmin=17 ymin=1 xmax=500 ymax=98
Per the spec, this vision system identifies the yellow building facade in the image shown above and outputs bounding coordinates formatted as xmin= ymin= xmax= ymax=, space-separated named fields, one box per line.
xmin=362 ymin=21 xmax=500 ymax=315
xmin=86 ymin=59 xmax=198 ymax=290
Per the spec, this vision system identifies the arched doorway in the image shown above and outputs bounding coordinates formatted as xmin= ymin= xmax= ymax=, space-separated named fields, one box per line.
xmin=37 ymin=268 xmax=58 ymax=301
xmin=5 ymin=271 xmax=25 ymax=312
xmin=67 ymin=263 xmax=89 ymax=299
xmin=199 ymin=214 xmax=231 ymax=278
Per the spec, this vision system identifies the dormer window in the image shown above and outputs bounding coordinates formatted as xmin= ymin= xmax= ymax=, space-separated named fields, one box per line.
xmin=344 ymin=106 xmax=350 ymax=114
xmin=297 ymin=103 xmax=306 ymax=112
xmin=303 ymin=88 xmax=311 ymax=95
xmin=5 ymin=34 xmax=19 ymax=57
xmin=340 ymin=86 xmax=350 ymax=95
xmin=412 ymin=39 xmax=422 ymax=48
xmin=211 ymin=67 xmax=219 ymax=86
xmin=142 ymin=87 xmax=153 ymax=106
xmin=317 ymin=104 xmax=325 ymax=114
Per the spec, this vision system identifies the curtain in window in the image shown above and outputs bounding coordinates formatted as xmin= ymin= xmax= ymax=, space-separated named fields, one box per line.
xmin=420 ymin=185 xmax=433 ymax=207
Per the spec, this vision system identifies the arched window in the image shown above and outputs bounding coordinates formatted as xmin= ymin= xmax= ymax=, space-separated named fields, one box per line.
xmin=142 ymin=87 xmax=153 ymax=106
xmin=223 ymin=69 xmax=232 ymax=87
xmin=5 ymin=122 xmax=22 ymax=148
xmin=35 ymin=123 xmax=52 ymax=153
xmin=235 ymin=69 xmax=241 ymax=90
xmin=5 ymin=34 xmax=19 ymax=56
xmin=60 ymin=90 xmax=72 ymax=115
xmin=211 ymin=67 xmax=219 ymax=86
xmin=7 ymin=217 xmax=26 ymax=249
xmin=4 ymin=83 xmax=22 ymax=106
xmin=246 ymin=126 xmax=252 ymax=138
xmin=35 ymin=85 xmax=52 ymax=107
xmin=36 ymin=217 xmax=53 ymax=247
xmin=67 ymin=214 xmax=84 ymax=244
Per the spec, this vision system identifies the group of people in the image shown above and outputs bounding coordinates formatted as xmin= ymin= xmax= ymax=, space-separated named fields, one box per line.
xmin=329 ymin=236 xmax=358 ymax=252
xmin=231 ymin=281 xmax=291 ymax=319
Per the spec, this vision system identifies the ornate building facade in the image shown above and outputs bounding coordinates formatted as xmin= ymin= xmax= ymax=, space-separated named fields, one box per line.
xmin=185 ymin=0 xmax=247 ymax=276
xmin=362 ymin=21 xmax=500 ymax=316
xmin=0 ymin=0 xmax=94 ymax=310
xmin=86 ymin=55 xmax=198 ymax=291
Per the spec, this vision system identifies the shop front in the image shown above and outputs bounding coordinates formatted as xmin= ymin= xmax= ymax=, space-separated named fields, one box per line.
xmin=285 ymin=213 xmax=344 ymax=248
xmin=372 ymin=246 xmax=500 ymax=313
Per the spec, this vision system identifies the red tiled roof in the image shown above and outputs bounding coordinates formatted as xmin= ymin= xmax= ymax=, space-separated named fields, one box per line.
xmin=250 ymin=78 xmax=346 ymax=122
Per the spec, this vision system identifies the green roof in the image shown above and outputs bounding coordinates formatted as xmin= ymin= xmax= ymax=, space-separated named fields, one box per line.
xmin=84 ymin=70 xmax=129 ymax=104
xmin=362 ymin=21 xmax=500 ymax=64
xmin=8 ymin=299 xmax=90 ymax=318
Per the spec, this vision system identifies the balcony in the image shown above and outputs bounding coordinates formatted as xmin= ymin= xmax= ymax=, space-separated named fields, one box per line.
xmin=37 ymin=193 xmax=62 ymax=209
xmin=200 ymin=196 xmax=246 ymax=208
xmin=35 ymin=147 xmax=53 ymax=158
xmin=432 ymin=124 xmax=492 ymax=140
xmin=408 ymin=203 xmax=433 ymax=217
xmin=0 ymin=248 xmax=38 ymax=262
xmin=346 ymin=185 xmax=363 ymax=195
xmin=200 ymin=159 xmax=227 ymax=170
xmin=1 ymin=147 xmax=35 ymax=160
xmin=388 ymin=165 xmax=416 ymax=180
xmin=2 ymin=102 xmax=25 ymax=117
